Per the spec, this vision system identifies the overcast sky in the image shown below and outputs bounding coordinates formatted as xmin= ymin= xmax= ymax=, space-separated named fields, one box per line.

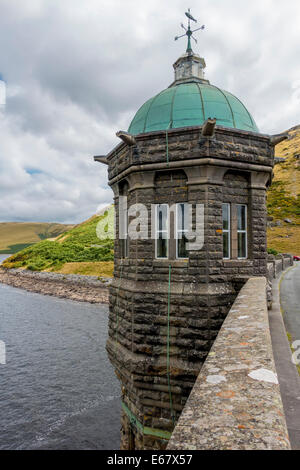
xmin=0 ymin=0 xmax=300 ymax=223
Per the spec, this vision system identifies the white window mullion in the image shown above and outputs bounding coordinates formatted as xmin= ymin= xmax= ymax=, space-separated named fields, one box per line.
xmin=222 ymin=203 xmax=230 ymax=260
xmin=237 ymin=204 xmax=247 ymax=259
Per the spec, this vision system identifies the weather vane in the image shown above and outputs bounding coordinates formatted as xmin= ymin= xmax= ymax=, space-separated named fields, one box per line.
xmin=175 ymin=8 xmax=205 ymax=53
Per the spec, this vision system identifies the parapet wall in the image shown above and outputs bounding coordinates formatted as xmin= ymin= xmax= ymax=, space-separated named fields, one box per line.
xmin=267 ymin=254 xmax=294 ymax=281
xmin=167 ymin=277 xmax=291 ymax=450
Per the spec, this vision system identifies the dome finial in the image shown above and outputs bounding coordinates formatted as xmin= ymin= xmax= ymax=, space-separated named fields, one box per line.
xmin=172 ymin=10 xmax=208 ymax=86
xmin=174 ymin=8 xmax=205 ymax=54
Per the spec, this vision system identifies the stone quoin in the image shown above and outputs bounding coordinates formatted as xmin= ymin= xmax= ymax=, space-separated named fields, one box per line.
xmin=94 ymin=13 xmax=287 ymax=450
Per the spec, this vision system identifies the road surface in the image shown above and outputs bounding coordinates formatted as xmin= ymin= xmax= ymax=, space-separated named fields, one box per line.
xmin=271 ymin=262 xmax=300 ymax=449
xmin=281 ymin=262 xmax=300 ymax=343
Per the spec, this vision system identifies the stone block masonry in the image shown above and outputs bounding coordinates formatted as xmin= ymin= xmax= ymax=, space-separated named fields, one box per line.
xmin=267 ymin=254 xmax=294 ymax=281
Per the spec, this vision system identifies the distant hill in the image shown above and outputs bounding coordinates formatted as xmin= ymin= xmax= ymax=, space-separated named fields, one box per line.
xmin=267 ymin=125 xmax=300 ymax=254
xmin=3 ymin=206 xmax=114 ymax=277
xmin=0 ymin=222 xmax=74 ymax=254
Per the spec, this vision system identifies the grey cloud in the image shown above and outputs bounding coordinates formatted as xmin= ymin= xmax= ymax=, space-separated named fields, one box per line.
xmin=0 ymin=0 xmax=300 ymax=223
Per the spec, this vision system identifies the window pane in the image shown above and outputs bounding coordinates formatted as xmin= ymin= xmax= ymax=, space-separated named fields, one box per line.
xmin=156 ymin=204 xmax=168 ymax=258
xmin=158 ymin=205 xmax=168 ymax=231
xmin=177 ymin=203 xmax=189 ymax=232
xmin=237 ymin=205 xmax=246 ymax=231
xmin=222 ymin=204 xmax=229 ymax=231
xmin=120 ymin=206 xmax=128 ymax=258
xmin=121 ymin=239 xmax=128 ymax=258
xmin=223 ymin=232 xmax=229 ymax=259
xmin=177 ymin=234 xmax=188 ymax=258
xmin=124 ymin=238 xmax=128 ymax=258
xmin=238 ymin=232 xmax=247 ymax=258
xmin=157 ymin=233 xmax=168 ymax=258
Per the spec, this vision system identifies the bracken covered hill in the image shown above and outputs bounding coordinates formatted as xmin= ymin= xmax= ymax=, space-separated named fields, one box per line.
xmin=3 ymin=207 xmax=114 ymax=276
xmin=267 ymin=125 xmax=300 ymax=254
xmin=0 ymin=222 xmax=73 ymax=254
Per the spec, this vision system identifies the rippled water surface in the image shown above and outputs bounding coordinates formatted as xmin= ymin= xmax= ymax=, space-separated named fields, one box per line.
xmin=0 ymin=254 xmax=120 ymax=450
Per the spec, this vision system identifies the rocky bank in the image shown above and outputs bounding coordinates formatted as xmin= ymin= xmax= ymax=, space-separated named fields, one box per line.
xmin=0 ymin=268 xmax=110 ymax=304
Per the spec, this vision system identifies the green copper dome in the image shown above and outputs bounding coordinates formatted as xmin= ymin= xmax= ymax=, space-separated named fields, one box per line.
xmin=128 ymin=82 xmax=259 ymax=135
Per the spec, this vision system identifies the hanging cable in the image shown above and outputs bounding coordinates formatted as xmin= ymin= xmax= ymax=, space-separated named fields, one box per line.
xmin=167 ymin=264 xmax=176 ymax=425
xmin=166 ymin=122 xmax=172 ymax=167
xmin=115 ymin=260 xmax=123 ymax=341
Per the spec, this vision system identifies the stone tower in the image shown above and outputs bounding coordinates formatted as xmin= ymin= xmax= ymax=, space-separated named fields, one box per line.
xmin=95 ymin=23 xmax=282 ymax=450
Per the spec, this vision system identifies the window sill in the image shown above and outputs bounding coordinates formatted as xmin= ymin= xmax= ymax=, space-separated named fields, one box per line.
xmin=223 ymin=259 xmax=253 ymax=267
xmin=153 ymin=259 xmax=189 ymax=267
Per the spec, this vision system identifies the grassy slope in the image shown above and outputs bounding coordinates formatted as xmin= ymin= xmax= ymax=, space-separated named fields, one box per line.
xmin=267 ymin=125 xmax=300 ymax=254
xmin=3 ymin=206 xmax=114 ymax=277
xmin=0 ymin=222 xmax=73 ymax=253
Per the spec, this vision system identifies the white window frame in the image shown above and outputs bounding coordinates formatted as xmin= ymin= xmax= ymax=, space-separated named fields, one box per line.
xmin=176 ymin=203 xmax=189 ymax=259
xmin=155 ymin=204 xmax=169 ymax=259
xmin=120 ymin=200 xmax=128 ymax=259
xmin=123 ymin=209 xmax=128 ymax=258
xmin=222 ymin=203 xmax=231 ymax=260
xmin=237 ymin=204 xmax=248 ymax=260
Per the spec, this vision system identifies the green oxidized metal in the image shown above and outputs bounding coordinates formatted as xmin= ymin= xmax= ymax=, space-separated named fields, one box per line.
xmin=128 ymin=82 xmax=259 ymax=135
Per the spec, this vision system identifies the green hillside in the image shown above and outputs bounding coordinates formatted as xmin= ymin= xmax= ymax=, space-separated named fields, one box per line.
xmin=267 ymin=125 xmax=300 ymax=254
xmin=0 ymin=222 xmax=74 ymax=254
xmin=3 ymin=206 xmax=114 ymax=276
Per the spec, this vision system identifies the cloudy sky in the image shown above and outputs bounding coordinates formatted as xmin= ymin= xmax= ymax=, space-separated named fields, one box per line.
xmin=0 ymin=0 xmax=300 ymax=223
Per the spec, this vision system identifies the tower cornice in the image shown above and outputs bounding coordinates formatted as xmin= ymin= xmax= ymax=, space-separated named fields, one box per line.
xmin=171 ymin=51 xmax=208 ymax=86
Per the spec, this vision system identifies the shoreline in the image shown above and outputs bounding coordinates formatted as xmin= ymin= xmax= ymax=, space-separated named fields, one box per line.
xmin=0 ymin=268 xmax=110 ymax=304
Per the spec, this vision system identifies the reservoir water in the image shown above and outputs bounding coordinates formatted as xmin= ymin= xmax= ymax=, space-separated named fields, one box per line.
xmin=0 ymin=254 xmax=121 ymax=449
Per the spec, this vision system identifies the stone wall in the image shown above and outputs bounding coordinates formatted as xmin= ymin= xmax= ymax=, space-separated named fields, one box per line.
xmin=267 ymin=254 xmax=294 ymax=282
xmin=106 ymin=126 xmax=273 ymax=183
xmin=167 ymin=277 xmax=291 ymax=450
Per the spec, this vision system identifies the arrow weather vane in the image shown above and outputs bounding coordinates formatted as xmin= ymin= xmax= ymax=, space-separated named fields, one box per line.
xmin=175 ymin=9 xmax=205 ymax=53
